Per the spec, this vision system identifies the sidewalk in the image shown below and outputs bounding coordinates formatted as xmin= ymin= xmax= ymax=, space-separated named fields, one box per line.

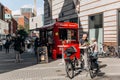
xmin=0 ymin=49 xmax=37 ymax=74
xmin=0 ymin=49 xmax=120 ymax=80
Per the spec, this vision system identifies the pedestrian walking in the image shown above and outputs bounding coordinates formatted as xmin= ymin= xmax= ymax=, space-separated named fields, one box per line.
xmin=34 ymin=37 xmax=39 ymax=56
xmin=2 ymin=39 xmax=6 ymax=48
xmin=14 ymin=34 xmax=23 ymax=63
xmin=0 ymin=40 xmax=3 ymax=51
xmin=4 ymin=39 xmax=10 ymax=53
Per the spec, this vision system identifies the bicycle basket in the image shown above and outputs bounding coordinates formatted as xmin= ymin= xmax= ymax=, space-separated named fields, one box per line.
xmin=64 ymin=46 xmax=77 ymax=57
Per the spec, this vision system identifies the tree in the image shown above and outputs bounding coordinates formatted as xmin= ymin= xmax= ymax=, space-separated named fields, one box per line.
xmin=17 ymin=29 xmax=28 ymax=40
xmin=18 ymin=25 xmax=24 ymax=30
xmin=24 ymin=24 xmax=29 ymax=34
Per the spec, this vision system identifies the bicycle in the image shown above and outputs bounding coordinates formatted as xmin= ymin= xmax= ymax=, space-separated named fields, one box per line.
xmin=87 ymin=47 xmax=99 ymax=79
xmin=64 ymin=46 xmax=99 ymax=79
xmin=99 ymin=43 xmax=118 ymax=57
xmin=64 ymin=46 xmax=83 ymax=79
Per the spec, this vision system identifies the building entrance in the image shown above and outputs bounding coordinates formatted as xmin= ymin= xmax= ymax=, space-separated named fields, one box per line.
xmin=89 ymin=13 xmax=103 ymax=51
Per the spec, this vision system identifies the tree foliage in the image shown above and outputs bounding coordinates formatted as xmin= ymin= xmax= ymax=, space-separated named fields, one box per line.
xmin=17 ymin=29 xmax=28 ymax=39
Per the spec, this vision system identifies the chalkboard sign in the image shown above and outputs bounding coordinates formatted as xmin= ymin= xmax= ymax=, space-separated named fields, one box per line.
xmin=37 ymin=46 xmax=48 ymax=63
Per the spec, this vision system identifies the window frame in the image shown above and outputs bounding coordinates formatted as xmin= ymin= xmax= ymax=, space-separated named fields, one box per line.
xmin=89 ymin=13 xmax=103 ymax=29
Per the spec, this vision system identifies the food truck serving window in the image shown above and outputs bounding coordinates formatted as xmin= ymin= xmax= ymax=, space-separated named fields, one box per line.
xmin=59 ymin=29 xmax=77 ymax=40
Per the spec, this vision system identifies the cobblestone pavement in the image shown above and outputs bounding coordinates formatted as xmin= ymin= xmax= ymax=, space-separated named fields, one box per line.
xmin=0 ymin=49 xmax=120 ymax=80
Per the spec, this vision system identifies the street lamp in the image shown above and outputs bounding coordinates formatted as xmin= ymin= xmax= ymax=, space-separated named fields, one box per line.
xmin=75 ymin=0 xmax=80 ymax=43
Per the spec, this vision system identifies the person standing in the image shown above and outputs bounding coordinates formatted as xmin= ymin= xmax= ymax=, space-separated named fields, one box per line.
xmin=89 ymin=38 xmax=99 ymax=71
xmin=0 ymin=40 xmax=3 ymax=51
xmin=79 ymin=34 xmax=89 ymax=54
xmin=79 ymin=34 xmax=89 ymax=69
xmin=14 ymin=34 xmax=22 ymax=63
xmin=34 ymin=37 xmax=39 ymax=56
xmin=5 ymin=39 xmax=10 ymax=53
xmin=2 ymin=39 xmax=6 ymax=48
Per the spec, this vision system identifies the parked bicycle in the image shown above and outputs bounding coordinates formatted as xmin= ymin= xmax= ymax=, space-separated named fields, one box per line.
xmin=64 ymin=46 xmax=84 ymax=79
xmin=64 ymin=46 xmax=99 ymax=79
xmin=99 ymin=43 xmax=118 ymax=57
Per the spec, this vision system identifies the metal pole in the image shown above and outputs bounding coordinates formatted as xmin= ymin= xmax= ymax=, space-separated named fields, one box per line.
xmin=78 ymin=13 xmax=79 ymax=43
xmin=73 ymin=0 xmax=81 ymax=42
xmin=77 ymin=0 xmax=80 ymax=44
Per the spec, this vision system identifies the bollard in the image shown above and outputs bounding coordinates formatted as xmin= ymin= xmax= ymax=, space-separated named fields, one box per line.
xmin=52 ymin=49 xmax=57 ymax=60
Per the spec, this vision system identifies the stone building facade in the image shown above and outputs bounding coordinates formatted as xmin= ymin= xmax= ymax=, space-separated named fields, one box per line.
xmin=44 ymin=0 xmax=120 ymax=49
xmin=44 ymin=0 xmax=78 ymax=25
xmin=13 ymin=15 xmax=29 ymax=32
xmin=0 ymin=3 xmax=5 ymax=20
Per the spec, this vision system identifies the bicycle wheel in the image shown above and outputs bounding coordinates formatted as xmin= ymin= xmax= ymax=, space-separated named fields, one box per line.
xmin=65 ymin=61 xmax=74 ymax=79
xmin=88 ymin=60 xmax=97 ymax=79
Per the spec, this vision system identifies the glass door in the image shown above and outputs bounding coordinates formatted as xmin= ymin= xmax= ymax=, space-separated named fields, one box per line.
xmin=89 ymin=13 xmax=103 ymax=51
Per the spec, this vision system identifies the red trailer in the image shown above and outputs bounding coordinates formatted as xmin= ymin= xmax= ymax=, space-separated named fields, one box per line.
xmin=39 ymin=22 xmax=80 ymax=60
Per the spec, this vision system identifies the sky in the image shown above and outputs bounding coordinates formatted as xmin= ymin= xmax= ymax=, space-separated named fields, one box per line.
xmin=0 ymin=0 xmax=44 ymax=15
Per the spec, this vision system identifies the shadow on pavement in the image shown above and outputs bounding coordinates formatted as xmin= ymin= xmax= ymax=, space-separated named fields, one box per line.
xmin=97 ymin=72 xmax=105 ymax=77
xmin=0 ymin=49 xmax=38 ymax=74
xmin=94 ymin=63 xmax=107 ymax=79
xmin=93 ymin=75 xmax=120 ymax=80
xmin=99 ymin=64 xmax=107 ymax=69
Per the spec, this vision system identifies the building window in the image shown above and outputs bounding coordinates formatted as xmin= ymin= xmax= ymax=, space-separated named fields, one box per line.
xmin=89 ymin=13 xmax=103 ymax=29
xmin=70 ymin=18 xmax=78 ymax=23
xmin=62 ymin=12 xmax=64 ymax=17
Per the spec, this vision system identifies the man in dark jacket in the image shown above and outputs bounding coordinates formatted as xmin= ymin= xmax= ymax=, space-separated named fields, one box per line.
xmin=34 ymin=37 xmax=39 ymax=56
xmin=79 ymin=34 xmax=88 ymax=55
xmin=14 ymin=34 xmax=23 ymax=63
xmin=5 ymin=39 xmax=10 ymax=53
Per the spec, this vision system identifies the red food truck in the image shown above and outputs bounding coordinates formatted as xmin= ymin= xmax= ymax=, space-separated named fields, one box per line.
xmin=38 ymin=22 xmax=80 ymax=60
